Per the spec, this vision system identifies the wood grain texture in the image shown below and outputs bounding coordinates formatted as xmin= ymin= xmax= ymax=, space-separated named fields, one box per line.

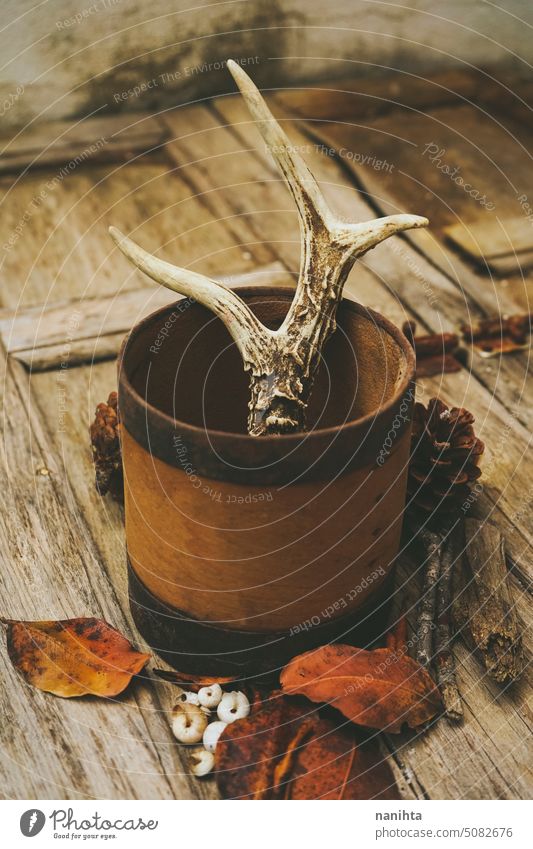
xmin=453 ymin=520 xmax=525 ymax=684
xmin=0 ymin=262 xmax=290 ymax=370
xmin=0 ymin=157 xmax=259 ymax=308
xmin=0 ymin=113 xmax=168 ymax=174
xmin=444 ymin=216 xmax=533 ymax=270
xmin=0 ymin=72 xmax=532 ymax=800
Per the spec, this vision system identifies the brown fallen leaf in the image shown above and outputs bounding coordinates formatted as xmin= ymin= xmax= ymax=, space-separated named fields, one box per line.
xmin=3 ymin=617 xmax=150 ymax=698
xmin=289 ymin=728 xmax=400 ymax=801
xmin=216 ymin=694 xmax=400 ymax=800
xmin=280 ymin=644 xmax=441 ymax=733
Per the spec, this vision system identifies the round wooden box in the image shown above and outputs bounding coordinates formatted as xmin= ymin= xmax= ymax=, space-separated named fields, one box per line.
xmin=118 ymin=287 xmax=415 ymax=676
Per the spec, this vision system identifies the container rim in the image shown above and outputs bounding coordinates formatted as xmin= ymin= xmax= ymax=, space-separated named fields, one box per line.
xmin=118 ymin=285 xmax=416 ymax=444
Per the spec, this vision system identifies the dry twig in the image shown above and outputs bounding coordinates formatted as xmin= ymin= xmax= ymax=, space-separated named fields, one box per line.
xmin=435 ymin=527 xmax=463 ymax=721
xmin=412 ymin=520 xmax=463 ymax=722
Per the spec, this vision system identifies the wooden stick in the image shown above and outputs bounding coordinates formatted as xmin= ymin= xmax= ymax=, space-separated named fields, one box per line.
xmin=411 ymin=518 xmax=464 ymax=721
xmin=435 ymin=527 xmax=463 ymax=722
xmin=415 ymin=526 xmax=442 ymax=667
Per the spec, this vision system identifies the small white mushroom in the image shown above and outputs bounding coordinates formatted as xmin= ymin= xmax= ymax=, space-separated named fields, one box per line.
xmin=217 ymin=691 xmax=250 ymax=724
xmin=176 ymin=689 xmax=200 ymax=706
xmin=203 ymin=720 xmax=227 ymax=753
xmin=189 ymin=748 xmax=215 ymax=777
xmin=171 ymin=702 xmax=208 ymax=745
xmin=198 ymin=684 xmax=223 ymax=709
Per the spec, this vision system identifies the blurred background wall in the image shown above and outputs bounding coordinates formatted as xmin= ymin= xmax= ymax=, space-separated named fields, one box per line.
xmin=2 ymin=0 xmax=532 ymax=130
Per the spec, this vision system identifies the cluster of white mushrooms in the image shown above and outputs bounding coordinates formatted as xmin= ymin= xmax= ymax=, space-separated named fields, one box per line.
xmin=171 ymin=684 xmax=250 ymax=777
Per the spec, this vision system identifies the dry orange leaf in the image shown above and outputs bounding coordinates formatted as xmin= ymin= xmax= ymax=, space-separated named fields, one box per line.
xmin=216 ymin=694 xmax=399 ymax=800
xmin=280 ymin=644 xmax=442 ymax=732
xmin=4 ymin=617 xmax=150 ymax=698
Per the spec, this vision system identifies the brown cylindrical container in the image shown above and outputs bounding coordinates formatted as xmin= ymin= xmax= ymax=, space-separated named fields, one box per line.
xmin=119 ymin=287 xmax=415 ymax=676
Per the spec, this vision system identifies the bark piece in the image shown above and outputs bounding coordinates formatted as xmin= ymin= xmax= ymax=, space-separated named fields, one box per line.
xmin=453 ymin=519 xmax=524 ymax=684
xmin=410 ymin=519 xmax=463 ymax=722
xmin=414 ymin=526 xmax=443 ymax=667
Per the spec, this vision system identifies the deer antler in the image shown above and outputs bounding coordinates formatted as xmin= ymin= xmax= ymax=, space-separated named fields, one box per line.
xmin=110 ymin=60 xmax=428 ymax=436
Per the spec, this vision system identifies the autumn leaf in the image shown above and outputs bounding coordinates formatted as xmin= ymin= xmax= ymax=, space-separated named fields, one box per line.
xmin=216 ymin=694 xmax=399 ymax=800
xmin=280 ymin=644 xmax=441 ymax=732
xmin=289 ymin=727 xmax=400 ymax=801
xmin=3 ymin=617 xmax=150 ymax=698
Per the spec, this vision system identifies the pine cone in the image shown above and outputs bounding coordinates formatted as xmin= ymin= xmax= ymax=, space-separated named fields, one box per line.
xmin=89 ymin=391 xmax=123 ymax=502
xmin=408 ymin=397 xmax=484 ymax=520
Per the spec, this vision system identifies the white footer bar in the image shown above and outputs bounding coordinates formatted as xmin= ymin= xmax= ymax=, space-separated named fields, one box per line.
xmin=2 ymin=799 xmax=529 ymax=848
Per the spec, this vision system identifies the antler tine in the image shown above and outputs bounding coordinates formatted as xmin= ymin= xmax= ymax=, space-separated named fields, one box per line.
xmin=334 ymin=213 xmax=429 ymax=259
xmin=228 ymin=61 xmax=428 ymax=324
xmin=227 ymin=60 xmax=428 ymax=256
xmin=227 ymin=60 xmax=333 ymax=231
xmin=109 ymin=227 xmax=272 ymax=366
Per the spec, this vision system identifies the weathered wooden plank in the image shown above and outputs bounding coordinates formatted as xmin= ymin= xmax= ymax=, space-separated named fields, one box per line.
xmin=444 ymin=216 xmax=533 ymax=274
xmin=273 ymin=68 xmax=484 ymax=124
xmin=0 ymin=155 xmax=259 ymax=309
xmin=272 ymin=87 xmax=533 ymax=284
xmin=0 ymin=113 xmax=168 ymax=174
xmin=326 ymin=113 xmax=533 ymax=317
xmin=162 ymin=107 xmax=286 ymax=272
xmin=286 ymin=94 xmax=533 ymax=309
xmin=273 ymin=91 xmax=533 ymax=236
xmin=0 ymin=262 xmax=290 ymax=370
xmin=0 ymin=344 xmax=208 ymax=800
xmin=276 ymin=68 xmax=532 ymax=128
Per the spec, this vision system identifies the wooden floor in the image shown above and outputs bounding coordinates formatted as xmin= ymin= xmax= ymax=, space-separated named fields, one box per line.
xmin=0 ymin=68 xmax=531 ymax=800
